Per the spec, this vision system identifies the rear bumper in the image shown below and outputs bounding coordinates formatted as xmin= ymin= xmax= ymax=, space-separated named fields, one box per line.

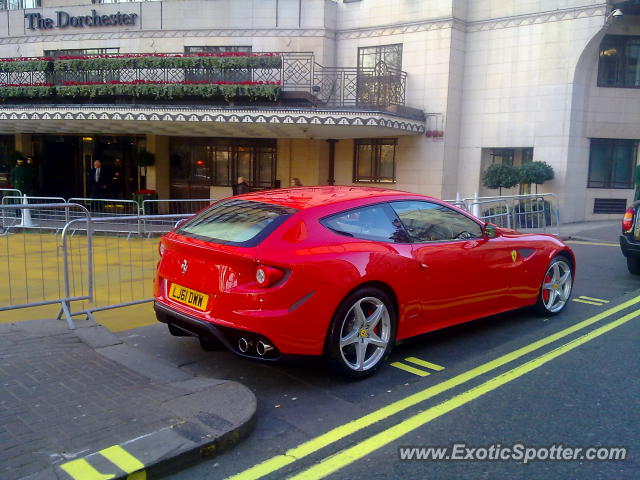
xmin=154 ymin=301 xmax=284 ymax=361
xmin=620 ymin=234 xmax=640 ymax=258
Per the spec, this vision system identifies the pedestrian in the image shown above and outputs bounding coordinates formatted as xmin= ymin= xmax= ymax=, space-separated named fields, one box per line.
xmin=88 ymin=159 xmax=109 ymax=199
xmin=110 ymin=157 xmax=125 ymax=199
xmin=233 ymin=176 xmax=251 ymax=195
xmin=290 ymin=177 xmax=303 ymax=187
xmin=25 ymin=156 xmax=39 ymax=196
xmin=9 ymin=157 xmax=30 ymax=196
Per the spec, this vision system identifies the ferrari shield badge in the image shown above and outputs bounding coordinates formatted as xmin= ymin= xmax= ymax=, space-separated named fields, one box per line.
xmin=511 ymin=250 xmax=517 ymax=262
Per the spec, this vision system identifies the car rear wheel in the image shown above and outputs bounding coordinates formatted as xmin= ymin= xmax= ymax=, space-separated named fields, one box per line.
xmin=535 ymin=256 xmax=573 ymax=315
xmin=326 ymin=287 xmax=396 ymax=379
xmin=627 ymin=257 xmax=640 ymax=275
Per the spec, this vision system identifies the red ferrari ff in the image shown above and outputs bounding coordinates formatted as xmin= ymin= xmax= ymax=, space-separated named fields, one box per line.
xmin=154 ymin=186 xmax=574 ymax=378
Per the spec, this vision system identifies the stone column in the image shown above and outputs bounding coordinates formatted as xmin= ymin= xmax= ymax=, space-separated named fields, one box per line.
xmin=145 ymin=134 xmax=170 ymax=198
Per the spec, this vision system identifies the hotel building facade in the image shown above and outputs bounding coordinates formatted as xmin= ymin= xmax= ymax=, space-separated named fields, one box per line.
xmin=0 ymin=0 xmax=637 ymax=221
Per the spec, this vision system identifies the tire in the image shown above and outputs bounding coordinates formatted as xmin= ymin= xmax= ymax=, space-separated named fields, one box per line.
xmin=168 ymin=324 xmax=190 ymax=337
xmin=534 ymin=256 xmax=573 ymax=315
xmin=627 ymin=257 xmax=640 ymax=275
xmin=326 ymin=287 xmax=396 ymax=379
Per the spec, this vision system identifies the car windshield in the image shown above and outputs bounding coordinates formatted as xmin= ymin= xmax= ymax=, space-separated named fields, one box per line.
xmin=177 ymin=199 xmax=296 ymax=245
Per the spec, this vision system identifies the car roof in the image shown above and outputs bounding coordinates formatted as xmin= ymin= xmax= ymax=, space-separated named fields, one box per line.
xmin=235 ymin=186 xmax=426 ymax=210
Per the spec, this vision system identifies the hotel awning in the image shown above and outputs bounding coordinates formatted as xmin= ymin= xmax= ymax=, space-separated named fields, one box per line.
xmin=0 ymin=105 xmax=425 ymax=139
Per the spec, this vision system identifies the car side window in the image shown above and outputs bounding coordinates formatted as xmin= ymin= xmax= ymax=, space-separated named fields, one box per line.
xmin=321 ymin=203 xmax=411 ymax=243
xmin=390 ymin=201 xmax=483 ymax=242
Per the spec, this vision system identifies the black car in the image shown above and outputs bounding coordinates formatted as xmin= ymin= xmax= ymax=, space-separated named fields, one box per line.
xmin=620 ymin=202 xmax=640 ymax=274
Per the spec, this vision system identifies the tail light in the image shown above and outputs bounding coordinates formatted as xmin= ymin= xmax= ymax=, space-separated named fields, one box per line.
xmin=622 ymin=207 xmax=635 ymax=233
xmin=255 ymin=265 xmax=286 ymax=288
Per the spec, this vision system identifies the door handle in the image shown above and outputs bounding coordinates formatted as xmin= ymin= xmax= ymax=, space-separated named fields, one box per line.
xmin=420 ymin=263 xmax=428 ymax=269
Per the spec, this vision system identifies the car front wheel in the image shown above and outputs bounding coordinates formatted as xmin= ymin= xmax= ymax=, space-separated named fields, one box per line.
xmin=535 ymin=256 xmax=573 ymax=315
xmin=326 ymin=287 xmax=396 ymax=379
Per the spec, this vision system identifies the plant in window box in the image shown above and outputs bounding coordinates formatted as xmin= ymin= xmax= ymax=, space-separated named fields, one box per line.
xmin=0 ymin=57 xmax=53 ymax=73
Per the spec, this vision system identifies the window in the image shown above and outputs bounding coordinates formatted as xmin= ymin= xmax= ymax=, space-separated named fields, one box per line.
xmin=522 ymin=148 xmax=534 ymax=163
xmin=490 ymin=148 xmax=515 ymax=166
xmin=178 ymin=199 xmax=296 ymax=246
xmin=45 ymin=48 xmax=121 ymax=84
xmin=44 ymin=48 xmax=120 ymax=57
xmin=0 ymin=0 xmax=41 ymax=10
xmin=354 ymin=139 xmax=396 ymax=183
xmin=588 ymin=138 xmax=638 ymax=189
xmin=390 ymin=201 xmax=483 ymax=242
xmin=184 ymin=46 xmax=252 ymax=82
xmin=92 ymin=0 xmax=159 ymax=3
xmin=185 ymin=46 xmax=252 ymax=54
xmin=598 ymin=35 xmax=640 ymax=88
xmin=321 ymin=203 xmax=410 ymax=243
xmin=358 ymin=44 xmax=402 ymax=71
xmin=170 ymin=138 xmax=277 ymax=189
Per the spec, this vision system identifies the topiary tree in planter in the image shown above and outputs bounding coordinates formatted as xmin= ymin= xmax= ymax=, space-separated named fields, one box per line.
xmin=482 ymin=163 xmax=520 ymax=195
xmin=518 ymin=161 xmax=554 ymax=194
xmin=134 ymin=149 xmax=155 ymax=191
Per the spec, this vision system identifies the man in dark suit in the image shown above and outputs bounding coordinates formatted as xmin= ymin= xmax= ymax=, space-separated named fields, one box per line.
xmin=88 ymin=159 xmax=109 ymax=198
xmin=233 ymin=176 xmax=251 ymax=195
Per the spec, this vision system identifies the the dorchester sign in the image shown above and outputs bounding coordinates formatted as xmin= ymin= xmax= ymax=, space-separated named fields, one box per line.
xmin=25 ymin=10 xmax=138 ymax=30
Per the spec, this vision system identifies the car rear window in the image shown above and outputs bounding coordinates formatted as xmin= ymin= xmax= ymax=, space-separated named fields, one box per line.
xmin=176 ymin=199 xmax=296 ymax=246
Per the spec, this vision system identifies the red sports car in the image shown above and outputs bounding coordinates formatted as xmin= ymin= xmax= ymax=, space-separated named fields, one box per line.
xmin=154 ymin=186 xmax=574 ymax=378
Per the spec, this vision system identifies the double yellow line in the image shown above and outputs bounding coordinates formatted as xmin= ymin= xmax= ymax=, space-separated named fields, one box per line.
xmin=228 ymin=295 xmax=640 ymax=480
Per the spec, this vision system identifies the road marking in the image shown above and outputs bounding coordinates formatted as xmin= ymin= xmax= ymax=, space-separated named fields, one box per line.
xmin=99 ymin=445 xmax=146 ymax=480
xmin=579 ymin=296 xmax=609 ymax=303
xmin=226 ymin=294 xmax=640 ymax=480
xmin=573 ymin=296 xmax=610 ymax=306
xmin=390 ymin=362 xmax=430 ymax=376
xmin=573 ymin=299 xmax=604 ymax=306
xmin=405 ymin=357 xmax=445 ymax=371
xmin=60 ymin=459 xmax=115 ymax=480
xmin=290 ymin=308 xmax=640 ymax=480
xmin=565 ymin=240 xmax=618 ymax=247
xmin=59 ymin=445 xmax=145 ymax=480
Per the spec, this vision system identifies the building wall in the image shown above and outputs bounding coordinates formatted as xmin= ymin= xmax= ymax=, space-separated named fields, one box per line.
xmin=456 ymin=1 xmax=607 ymax=220
xmin=3 ymin=0 xmax=640 ymax=222
xmin=0 ymin=0 xmax=337 ymax=65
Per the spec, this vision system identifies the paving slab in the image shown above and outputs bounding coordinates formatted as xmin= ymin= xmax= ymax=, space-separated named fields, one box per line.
xmin=0 ymin=318 xmax=256 ymax=480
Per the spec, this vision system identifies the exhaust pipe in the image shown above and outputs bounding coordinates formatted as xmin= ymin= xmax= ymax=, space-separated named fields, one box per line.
xmin=256 ymin=340 xmax=274 ymax=357
xmin=238 ymin=337 xmax=254 ymax=353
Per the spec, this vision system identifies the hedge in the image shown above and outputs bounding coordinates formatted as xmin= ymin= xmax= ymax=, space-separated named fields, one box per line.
xmin=55 ymin=82 xmax=281 ymax=101
xmin=0 ymin=85 xmax=55 ymax=98
xmin=0 ymin=59 xmax=52 ymax=73
xmin=53 ymin=55 xmax=282 ymax=72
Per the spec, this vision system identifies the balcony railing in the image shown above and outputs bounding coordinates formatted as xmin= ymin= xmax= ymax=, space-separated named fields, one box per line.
xmin=0 ymin=52 xmax=408 ymax=110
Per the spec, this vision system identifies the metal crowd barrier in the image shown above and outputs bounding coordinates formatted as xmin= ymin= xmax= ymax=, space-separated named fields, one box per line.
xmin=445 ymin=193 xmax=560 ymax=235
xmin=61 ymin=214 xmax=191 ymax=321
xmin=1 ymin=195 xmax=68 ymax=230
xmin=0 ymin=203 xmax=92 ymax=329
xmin=0 ymin=187 xmax=22 ymax=199
xmin=142 ymin=198 xmax=213 ymax=216
xmin=1 ymin=209 xmax=189 ymax=329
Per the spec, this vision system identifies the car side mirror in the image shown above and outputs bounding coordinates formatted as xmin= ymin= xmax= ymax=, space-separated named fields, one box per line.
xmin=484 ymin=223 xmax=499 ymax=239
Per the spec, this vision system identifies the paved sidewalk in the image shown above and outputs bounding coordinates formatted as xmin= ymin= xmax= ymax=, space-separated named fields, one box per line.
xmin=558 ymin=220 xmax=620 ymax=243
xmin=0 ymin=318 xmax=256 ymax=480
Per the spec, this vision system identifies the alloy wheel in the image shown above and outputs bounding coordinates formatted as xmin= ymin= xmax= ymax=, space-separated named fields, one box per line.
xmin=338 ymin=296 xmax=391 ymax=371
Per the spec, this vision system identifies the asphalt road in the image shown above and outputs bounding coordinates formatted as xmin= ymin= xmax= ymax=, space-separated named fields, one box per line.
xmin=117 ymin=231 xmax=640 ymax=480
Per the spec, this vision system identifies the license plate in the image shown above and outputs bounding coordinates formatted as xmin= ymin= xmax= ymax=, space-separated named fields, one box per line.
xmin=168 ymin=283 xmax=209 ymax=311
